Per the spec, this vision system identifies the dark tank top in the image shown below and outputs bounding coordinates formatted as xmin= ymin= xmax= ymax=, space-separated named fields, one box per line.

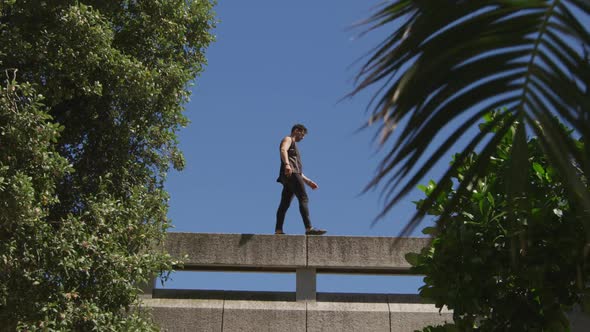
xmin=277 ymin=139 xmax=303 ymax=183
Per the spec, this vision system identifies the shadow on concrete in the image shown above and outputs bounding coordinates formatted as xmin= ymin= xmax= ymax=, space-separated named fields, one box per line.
xmin=154 ymin=289 xmax=295 ymax=301
xmin=153 ymin=289 xmax=427 ymax=304
xmin=317 ymin=293 xmax=426 ymax=303
xmin=238 ymin=234 xmax=255 ymax=246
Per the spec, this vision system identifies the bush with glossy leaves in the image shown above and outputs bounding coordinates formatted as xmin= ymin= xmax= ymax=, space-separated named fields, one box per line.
xmin=410 ymin=112 xmax=589 ymax=331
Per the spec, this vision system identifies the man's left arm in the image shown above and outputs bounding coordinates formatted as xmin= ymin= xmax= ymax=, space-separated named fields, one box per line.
xmin=301 ymin=174 xmax=318 ymax=190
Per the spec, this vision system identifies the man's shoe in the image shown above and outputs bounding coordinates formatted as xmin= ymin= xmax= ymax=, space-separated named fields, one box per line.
xmin=274 ymin=230 xmax=285 ymax=235
xmin=305 ymin=228 xmax=327 ymax=235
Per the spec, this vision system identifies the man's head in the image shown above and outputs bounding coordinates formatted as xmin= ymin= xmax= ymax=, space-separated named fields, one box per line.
xmin=291 ymin=124 xmax=307 ymax=142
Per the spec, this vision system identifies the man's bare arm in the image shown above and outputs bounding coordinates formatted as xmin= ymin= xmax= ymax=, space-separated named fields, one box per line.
xmin=301 ymin=174 xmax=318 ymax=190
xmin=280 ymin=136 xmax=293 ymax=176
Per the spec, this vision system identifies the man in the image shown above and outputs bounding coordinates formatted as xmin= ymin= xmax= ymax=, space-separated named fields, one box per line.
xmin=275 ymin=124 xmax=326 ymax=235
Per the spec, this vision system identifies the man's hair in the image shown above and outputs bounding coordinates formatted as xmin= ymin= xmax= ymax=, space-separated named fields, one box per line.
xmin=291 ymin=124 xmax=308 ymax=134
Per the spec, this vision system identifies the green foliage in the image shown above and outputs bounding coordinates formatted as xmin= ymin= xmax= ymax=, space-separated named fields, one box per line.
xmin=418 ymin=324 xmax=460 ymax=332
xmin=1 ymin=0 xmax=215 ymax=330
xmin=353 ymin=1 xmax=590 ymax=238
xmin=412 ymin=112 xmax=589 ymax=331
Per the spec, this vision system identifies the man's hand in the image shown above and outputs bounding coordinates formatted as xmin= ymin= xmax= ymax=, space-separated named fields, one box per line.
xmin=305 ymin=179 xmax=318 ymax=190
xmin=284 ymin=164 xmax=293 ymax=177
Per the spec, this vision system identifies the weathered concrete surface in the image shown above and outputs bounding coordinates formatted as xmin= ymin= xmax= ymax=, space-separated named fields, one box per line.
xmin=165 ymin=233 xmax=430 ymax=273
xmin=144 ymin=298 xmax=223 ymax=332
xmin=223 ymin=300 xmax=306 ymax=332
xmin=146 ymin=291 xmax=589 ymax=331
xmin=145 ymin=293 xmax=455 ymax=332
xmin=308 ymin=294 xmax=390 ymax=332
xmin=296 ymin=268 xmax=316 ymax=301
xmin=166 ymin=233 xmax=306 ymax=270
xmin=307 ymin=236 xmax=430 ymax=273
xmin=568 ymin=307 xmax=590 ymax=332
xmin=389 ymin=302 xmax=452 ymax=332
xmin=387 ymin=294 xmax=452 ymax=331
xmin=151 ymin=233 xmax=589 ymax=331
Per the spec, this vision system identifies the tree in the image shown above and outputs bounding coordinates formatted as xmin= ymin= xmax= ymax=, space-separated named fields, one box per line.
xmin=408 ymin=112 xmax=588 ymax=331
xmin=353 ymin=1 xmax=590 ymax=236
xmin=0 ymin=1 xmax=215 ymax=330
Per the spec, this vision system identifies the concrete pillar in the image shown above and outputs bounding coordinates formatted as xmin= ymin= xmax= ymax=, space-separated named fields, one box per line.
xmin=296 ymin=268 xmax=316 ymax=301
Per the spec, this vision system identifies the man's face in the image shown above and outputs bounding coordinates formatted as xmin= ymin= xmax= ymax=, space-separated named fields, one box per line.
xmin=293 ymin=129 xmax=306 ymax=142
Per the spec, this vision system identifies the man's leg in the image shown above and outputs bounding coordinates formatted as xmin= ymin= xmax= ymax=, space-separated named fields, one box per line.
xmin=291 ymin=174 xmax=326 ymax=235
xmin=275 ymin=184 xmax=294 ymax=233
xmin=291 ymin=174 xmax=312 ymax=230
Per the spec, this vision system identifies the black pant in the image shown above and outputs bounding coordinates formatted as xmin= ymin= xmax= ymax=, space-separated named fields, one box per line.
xmin=275 ymin=173 xmax=311 ymax=231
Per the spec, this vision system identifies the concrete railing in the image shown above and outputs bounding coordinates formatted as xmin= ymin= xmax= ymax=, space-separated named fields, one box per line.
xmin=140 ymin=233 xmax=590 ymax=331
xmin=149 ymin=232 xmax=430 ymax=301
xmin=141 ymin=233 xmax=456 ymax=331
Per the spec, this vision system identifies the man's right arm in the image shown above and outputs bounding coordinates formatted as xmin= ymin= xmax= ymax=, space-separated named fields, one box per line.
xmin=280 ymin=136 xmax=293 ymax=177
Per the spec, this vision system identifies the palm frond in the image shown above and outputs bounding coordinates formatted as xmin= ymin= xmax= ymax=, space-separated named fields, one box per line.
xmin=354 ymin=0 xmax=590 ymax=234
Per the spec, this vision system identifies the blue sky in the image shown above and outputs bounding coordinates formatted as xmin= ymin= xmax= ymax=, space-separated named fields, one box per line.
xmin=159 ymin=1 xmax=449 ymax=294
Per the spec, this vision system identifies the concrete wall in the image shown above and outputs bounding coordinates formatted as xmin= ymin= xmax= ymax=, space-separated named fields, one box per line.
xmin=145 ymin=294 xmax=590 ymax=332
xmin=144 ymin=292 xmax=452 ymax=332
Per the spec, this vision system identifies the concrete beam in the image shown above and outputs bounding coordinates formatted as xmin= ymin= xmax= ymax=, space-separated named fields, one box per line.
xmin=307 ymin=236 xmax=430 ymax=273
xmin=165 ymin=233 xmax=429 ymax=274
xmin=165 ymin=233 xmax=306 ymax=271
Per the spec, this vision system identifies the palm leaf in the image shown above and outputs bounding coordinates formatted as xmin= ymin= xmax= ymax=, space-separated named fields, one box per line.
xmin=353 ymin=0 xmax=590 ymax=234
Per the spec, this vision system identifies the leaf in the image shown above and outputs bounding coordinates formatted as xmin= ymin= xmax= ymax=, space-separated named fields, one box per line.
xmin=405 ymin=252 xmax=420 ymax=266
xmin=352 ymin=0 xmax=590 ymax=234
xmin=487 ymin=192 xmax=495 ymax=207
xmin=422 ymin=226 xmax=438 ymax=236
xmin=533 ymin=162 xmax=545 ymax=176
xmin=506 ymin=120 xmax=529 ymax=203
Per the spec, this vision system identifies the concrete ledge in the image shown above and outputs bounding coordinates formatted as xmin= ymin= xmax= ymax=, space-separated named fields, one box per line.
xmin=390 ymin=312 xmax=453 ymax=332
xmin=388 ymin=295 xmax=452 ymax=332
xmin=308 ymin=236 xmax=430 ymax=273
xmin=223 ymin=300 xmax=306 ymax=332
xmin=166 ymin=233 xmax=306 ymax=270
xmin=144 ymin=293 xmax=452 ymax=332
xmin=308 ymin=294 xmax=390 ymax=332
xmin=144 ymin=292 xmax=589 ymax=331
xmin=165 ymin=233 xmax=429 ymax=273
xmin=143 ymin=298 xmax=223 ymax=332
